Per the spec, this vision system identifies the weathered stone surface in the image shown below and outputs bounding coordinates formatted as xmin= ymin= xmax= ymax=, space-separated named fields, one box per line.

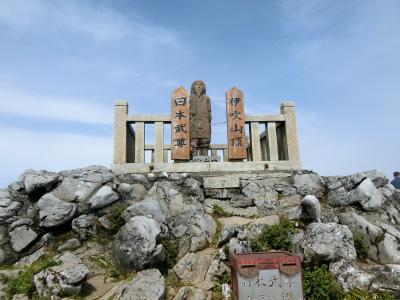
xmin=37 ymin=193 xmax=77 ymax=228
xmin=34 ymin=253 xmax=89 ymax=298
xmin=71 ymin=214 xmax=96 ymax=240
xmin=0 ymin=201 xmax=21 ymax=222
xmin=100 ymin=269 xmax=165 ymax=300
xmin=301 ymin=222 xmax=356 ymax=263
xmin=9 ymin=226 xmax=38 ymax=252
xmin=173 ymin=248 xmax=215 ymax=289
xmin=9 ymin=218 xmax=33 ymax=230
xmin=117 ymin=183 xmax=146 ymax=202
xmin=368 ymin=264 xmax=400 ymax=297
xmin=364 ymin=170 xmax=389 ymax=188
xmin=60 ymin=165 xmax=113 ymax=183
xmin=50 ymin=177 xmax=101 ymax=203
xmin=293 ymin=173 xmax=325 ymax=197
xmin=123 ymin=196 xmax=167 ymax=223
xmin=19 ymin=169 xmax=59 ymax=193
xmin=339 ymin=211 xmax=383 ymax=244
xmin=229 ymin=195 xmax=253 ymax=208
xmin=57 ymin=238 xmax=81 ymax=252
xmin=15 ymin=248 xmax=47 ymax=267
xmin=204 ymin=199 xmax=258 ymax=218
xmin=174 ymin=286 xmax=211 ymax=300
xmin=378 ymin=233 xmax=400 ymax=264
xmin=327 ymin=186 xmax=349 ymax=207
xmin=348 ymin=178 xmax=383 ymax=211
xmin=87 ymin=186 xmax=119 ymax=209
xmin=228 ymin=237 xmax=251 ymax=254
xmin=203 ymin=175 xmax=240 ymax=189
xmin=329 ymin=259 xmax=372 ymax=292
xmin=183 ymin=177 xmax=205 ymax=202
xmin=300 ymin=195 xmax=321 ymax=223
xmin=112 ymin=216 xmax=164 ymax=273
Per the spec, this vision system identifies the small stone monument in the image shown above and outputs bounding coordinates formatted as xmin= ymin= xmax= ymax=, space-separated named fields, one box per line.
xmin=189 ymin=80 xmax=212 ymax=157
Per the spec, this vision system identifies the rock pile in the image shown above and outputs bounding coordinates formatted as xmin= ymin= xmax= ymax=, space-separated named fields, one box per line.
xmin=0 ymin=166 xmax=399 ymax=298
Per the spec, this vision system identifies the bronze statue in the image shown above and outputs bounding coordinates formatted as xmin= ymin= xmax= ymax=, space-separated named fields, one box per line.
xmin=189 ymin=80 xmax=211 ymax=157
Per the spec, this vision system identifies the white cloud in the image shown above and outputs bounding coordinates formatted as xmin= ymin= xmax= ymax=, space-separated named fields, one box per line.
xmin=0 ymin=125 xmax=112 ymax=188
xmin=0 ymin=85 xmax=113 ymax=125
xmin=0 ymin=0 xmax=179 ymax=47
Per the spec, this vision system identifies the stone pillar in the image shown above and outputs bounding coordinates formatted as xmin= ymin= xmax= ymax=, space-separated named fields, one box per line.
xmin=114 ymin=100 xmax=128 ymax=164
xmin=280 ymin=101 xmax=300 ymax=162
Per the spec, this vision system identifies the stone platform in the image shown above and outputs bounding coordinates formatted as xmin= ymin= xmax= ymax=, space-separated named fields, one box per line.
xmin=111 ymin=160 xmax=301 ymax=174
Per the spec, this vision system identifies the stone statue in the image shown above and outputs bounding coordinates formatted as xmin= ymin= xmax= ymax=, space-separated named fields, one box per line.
xmin=189 ymin=80 xmax=211 ymax=157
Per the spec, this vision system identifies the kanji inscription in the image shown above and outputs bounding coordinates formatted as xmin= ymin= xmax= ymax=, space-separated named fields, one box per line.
xmin=226 ymin=86 xmax=247 ymax=160
xmin=171 ymin=87 xmax=190 ymax=160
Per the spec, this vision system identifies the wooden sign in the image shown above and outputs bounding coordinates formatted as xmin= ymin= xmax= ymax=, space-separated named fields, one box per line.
xmin=226 ymin=87 xmax=247 ymax=160
xmin=171 ymin=87 xmax=190 ymax=160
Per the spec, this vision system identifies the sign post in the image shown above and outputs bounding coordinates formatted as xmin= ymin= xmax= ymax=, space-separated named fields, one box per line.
xmin=171 ymin=87 xmax=190 ymax=160
xmin=226 ymin=86 xmax=247 ymax=160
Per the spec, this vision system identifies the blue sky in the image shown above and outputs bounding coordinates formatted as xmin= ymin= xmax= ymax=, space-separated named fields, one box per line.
xmin=0 ymin=0 xmax=399 ymax=187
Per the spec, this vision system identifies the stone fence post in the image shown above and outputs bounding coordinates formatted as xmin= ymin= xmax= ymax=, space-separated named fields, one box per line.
xmin=280 ymin=101 xmax=300 ymax=162
xmin=113 ymin=100 xmax=128 ymax=164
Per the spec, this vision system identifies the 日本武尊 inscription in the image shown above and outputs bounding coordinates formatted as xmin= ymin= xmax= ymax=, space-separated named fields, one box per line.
xmin=189 ymin=80 xmax=212 ymax=157
xmin=171 ymin=87 xmax=190 ymax=160
xmin=226 ymin=86 xmax=247 ymax=160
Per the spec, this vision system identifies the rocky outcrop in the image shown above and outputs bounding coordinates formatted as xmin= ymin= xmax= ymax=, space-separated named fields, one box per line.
xmin=111 ymin=216 xmax=165 ymax=273
xmin=0 ymin=166 xmax=398 ymax=299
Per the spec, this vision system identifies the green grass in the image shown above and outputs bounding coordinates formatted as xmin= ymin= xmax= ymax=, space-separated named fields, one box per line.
xmin=89 ymin=256 xmax=121 ymax=280
xmin=352 ymin=232 xmax=369 ymax=261
xmin=343 ymin=289 xmax=395 ymax=300
xmin=250 ymin=217 xmax=296 ymax=252
xmin=6 ymin=255 xmax=59 ymax=297
xmin=212 ymin=204 xmax=232 ymax=218
xmin=107 ymin=204 xmax=128 ymax=233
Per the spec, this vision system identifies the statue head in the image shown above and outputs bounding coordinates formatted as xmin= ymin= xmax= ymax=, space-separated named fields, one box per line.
xmin=191 ymin=80 xmax=206 ymax=96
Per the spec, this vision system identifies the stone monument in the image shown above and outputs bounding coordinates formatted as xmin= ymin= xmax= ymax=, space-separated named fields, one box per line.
xmin=189 ymin=80 xmax=212 ymax=157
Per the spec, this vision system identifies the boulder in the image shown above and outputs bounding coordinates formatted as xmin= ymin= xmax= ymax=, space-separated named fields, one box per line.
xmin=99 ymin=269 xmax=165 ymax=300
xmin=368 ymin=264 xmax=400 ymax=297
xmin=50 ymin=177 xmax=101 ymax=203
xmin=59 ymin=165 xmax=113 ymax=184
xmin=301 ymin=222 xmax=356 ymax=263
xmin=15 ymin=248 xmax=47 ymax=267
xmin=87 ymin=186 xmax=119 ymax=209
xmin=0 ymin=201 xmax=22 ymax=223
xmin=123 ymin=196 xmax=167 ymax=223
xmin=9 ymin=218 xmax=33 ymax=230
xmin=327 ymin=187 xmax=349 ymax=207
xmin=19 ymin=170 xmax=59 ymax=194
xmin=184 ymin=177 xmax=205 ymax=202
xmin=37 ymin=193 xmax=77 ymax=228
xmin=293 ymin=173 xmax=325 ymax=198
xmin=173 ymin=249 xmax=215 ymax=289
xmin=117 ymin=183 xmax=146 ymax=202
xmin=364 ymin=170 xmax=389 ymax=188
xmin=377 ymin=233 xmax=400 ymax=264
xmin=34 ymin=253 xmax=89 ymax=298
xmin=329 ymin=259 xmax=372 ymax=292
xmin=348 ymin=178 xmax=383 ymax=211
xmin=228 ymin=238 xmax=251 ymax=254
xmin=71 ymin=214 xmax=97 ymax=240
xmin=339 ymin=211 xmax=383 ymax=244
xmin=300 ymin=195 xmax=321 ymax=223
xmin=57 ymin=238 xmax=81 ymax=252
xmin=9 ymin=226 xmax=38 ymax=252
xmin=112 ymin=216 xmax=164 ymax=273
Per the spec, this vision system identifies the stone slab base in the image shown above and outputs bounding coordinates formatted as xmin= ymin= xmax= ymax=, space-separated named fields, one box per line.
xmin=111 ymin=161 xmax=301 ymax=174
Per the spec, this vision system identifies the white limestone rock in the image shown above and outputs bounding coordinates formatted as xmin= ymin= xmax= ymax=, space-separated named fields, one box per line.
xmin=300 ymin=195 xmax=321 ymax=223
xmin=293 ymin=173 xmax=325 ymax=197
xmin=329 ymin=259 xmax=372 ymax=292
xmin=301 ymin=222 xmax=356 ymax=263
xmin=111 ymin=216 xmax=164 ymax=273
xmin=364 ymin=170 xmax=389 ymax=188
xmin=9 ymin=226 xmax=38 ymax=253
xmin=71 ymin=214 xmax=96 ymax=240
xmin=117 ymin=183 xmax=146 ymax=202
xmin=348 ymin=178 xmax=383 ymax=211
xmin=378 ymin=233 xmax=400 ymax=264
xmin=33 ymin=252 xmax=89 ymax=298
xmin=87 ymin=186 xmax=119 ymax=210
xmin=98 ymin=269 xmax=165 ymax=300
xmin=19 ymin=169 xmax=59 ymax=194
xmin=50 ymin=177 xmax=101 ymax=203
xmin=37 ymin=193 xmax=77 ymax=228
xmin=228 ymin=237 xmax=251 ymax=254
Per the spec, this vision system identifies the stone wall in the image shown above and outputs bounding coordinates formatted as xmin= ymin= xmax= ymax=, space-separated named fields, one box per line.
xmin=0 ymin=166 xmax=399 ymax=299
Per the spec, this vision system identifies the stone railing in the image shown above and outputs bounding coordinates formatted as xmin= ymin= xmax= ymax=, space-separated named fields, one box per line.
xmin=112 ymin=100 xmax=301 ymax=173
